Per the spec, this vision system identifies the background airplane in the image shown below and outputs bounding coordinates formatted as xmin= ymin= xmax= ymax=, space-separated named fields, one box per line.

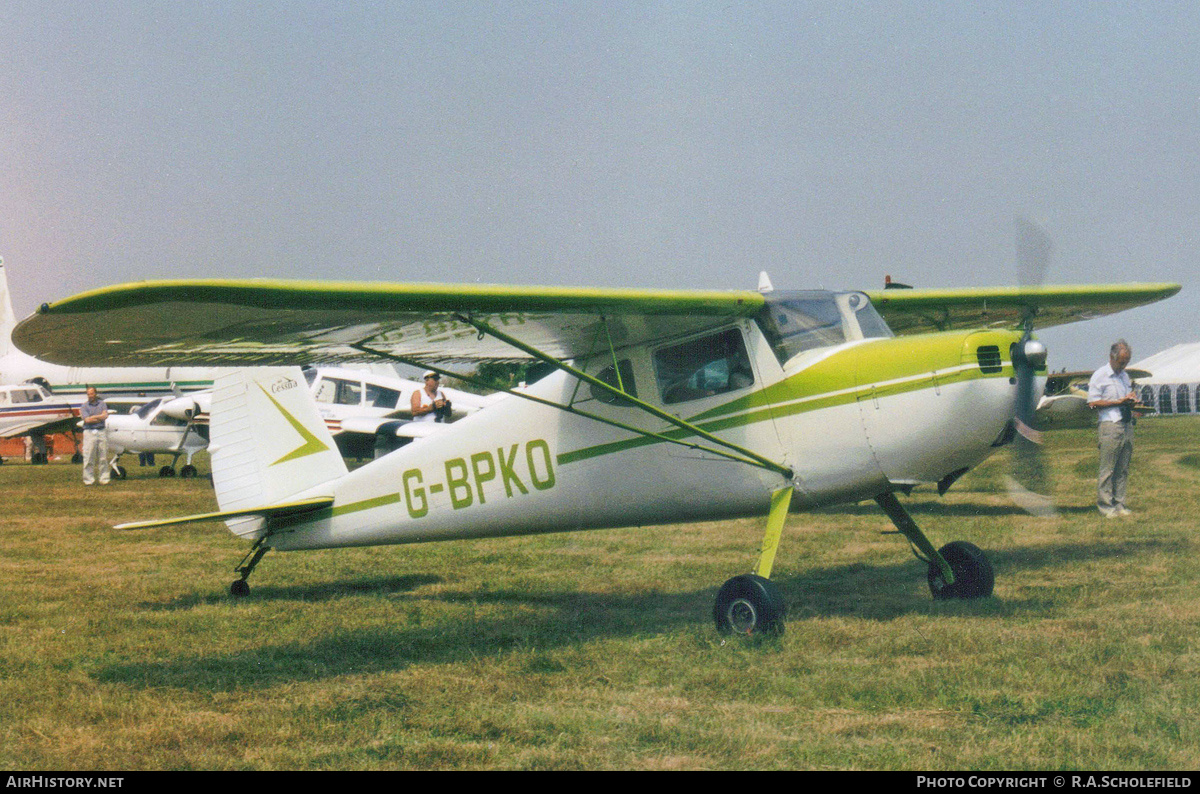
xmin=13 ymin=272 xmax=1179 ymax=636
xmin=0 ymin=380 xmax=78 ymax=463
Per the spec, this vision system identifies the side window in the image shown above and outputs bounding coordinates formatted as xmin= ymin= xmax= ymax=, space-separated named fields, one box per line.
xmin=0 ymin=392 xmax=8 ymax=405
xmin=654 ymin=328 xmax=754 ymax=405
xmin=338 ymin=379 xmax=363 ymax=406
xmin=314 ymin=379 xmax=338 ymax=404
xmin=589 ymin=359 xmax=637 ymax=406
xmin=366 ymin=384 xmax=401 ymax=409
xmin=315 ymin=378 xmax=362 ymax=406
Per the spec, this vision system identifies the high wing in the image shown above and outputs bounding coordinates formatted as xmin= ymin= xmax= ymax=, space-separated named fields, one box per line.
xmin=14 ymin=279 xmax=765 ymax=366
xmin=865 ymin=284 xmax=1181 ymax=336
xmin=13 ymin=279 xmax=1181 ymax=366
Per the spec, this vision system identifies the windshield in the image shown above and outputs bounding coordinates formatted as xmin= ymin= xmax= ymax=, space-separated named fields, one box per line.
xmin=759 ymin=290 xmax=892 ymax=365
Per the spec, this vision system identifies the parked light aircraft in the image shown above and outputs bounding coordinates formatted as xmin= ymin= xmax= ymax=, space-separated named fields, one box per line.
xmin=105 ymin=366 xmax=499 ymax=477
xmin=13 ymin=273 xmax=1180 ymax=634
xmin=0 ymin=381 xmax=77 ymax=462
xmin=105 ymin=394 xmax=210 ymax=479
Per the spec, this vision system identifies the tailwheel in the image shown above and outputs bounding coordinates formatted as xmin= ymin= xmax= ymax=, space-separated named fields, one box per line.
xmin=714 ymin=574 xmax=786 ymax=636
xmin=928 ymin=541 xmax=994 ymax=600
xmin=229 ymin=539 xmax=270 ymax=599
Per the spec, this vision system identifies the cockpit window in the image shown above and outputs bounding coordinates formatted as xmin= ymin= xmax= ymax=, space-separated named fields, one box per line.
xmin=10 ymin=389 xmax=42 ymax=404
xmin=135 ymin=398 xmax=163 ymax=420
xmin=759 ymin=290 xmax=891 ymax=365
xmin=654 ymin=328 xmax=754 ymax=405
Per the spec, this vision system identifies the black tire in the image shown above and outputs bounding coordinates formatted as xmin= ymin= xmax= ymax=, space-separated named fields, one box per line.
xmin=230 ymin=580 xmax=250 ymax=598
xmin=158 ymin=465 xmax=176 ymax=478
xmin=111 ymin=465 xmax=127 ymax=480
xmin=928 ymin=541 xmax=994 ymax=600
xmin=713 ymin=574 xmax=786 ymax=635
xmin=180 ymin=465 xmax=197 ymax=479
xmin=72 ymin=453 xmax=83 ymax=464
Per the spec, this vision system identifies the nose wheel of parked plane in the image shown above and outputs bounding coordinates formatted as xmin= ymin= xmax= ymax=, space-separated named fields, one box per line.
xmin=927 ymin=540 xmax=994 ymax=600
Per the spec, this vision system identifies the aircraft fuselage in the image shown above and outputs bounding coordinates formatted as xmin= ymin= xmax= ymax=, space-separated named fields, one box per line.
xmin=254 ymin=317 xmax=1028 ymax=552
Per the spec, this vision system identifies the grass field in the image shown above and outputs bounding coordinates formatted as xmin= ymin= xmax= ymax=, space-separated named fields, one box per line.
xmin=2 ymin=419 xmax=1199 ymax=770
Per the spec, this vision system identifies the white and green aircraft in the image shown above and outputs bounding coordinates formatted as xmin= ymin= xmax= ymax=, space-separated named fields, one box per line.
xmin=12 ymin=275 xmax=1179 ymax=634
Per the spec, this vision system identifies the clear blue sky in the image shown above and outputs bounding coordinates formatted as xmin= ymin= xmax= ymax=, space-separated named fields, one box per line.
xmin=3 ymin=1 xmax=1196 ymax=369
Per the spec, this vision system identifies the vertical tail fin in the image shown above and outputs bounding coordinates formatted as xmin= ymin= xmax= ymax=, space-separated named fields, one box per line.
xmin=209 ymin=367 xmax=347 ymax=538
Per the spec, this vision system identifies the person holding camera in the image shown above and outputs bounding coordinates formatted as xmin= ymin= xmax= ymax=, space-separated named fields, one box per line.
xmin=412 ymin=371 xmax=452 ymax=423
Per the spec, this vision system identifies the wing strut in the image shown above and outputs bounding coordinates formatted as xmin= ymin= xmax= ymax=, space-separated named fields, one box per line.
xmin=349 ymin=328 xmax=793 ymax=480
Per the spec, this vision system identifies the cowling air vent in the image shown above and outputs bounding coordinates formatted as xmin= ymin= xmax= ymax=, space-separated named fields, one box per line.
xmin=976 ymin=345 xmax=1003 ymax=374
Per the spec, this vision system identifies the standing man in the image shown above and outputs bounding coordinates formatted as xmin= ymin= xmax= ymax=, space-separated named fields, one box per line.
xmin=80 ymin=386 xmax=110 ymax=485
xmin=1087 ymin=340 xmax=1136 ymax=517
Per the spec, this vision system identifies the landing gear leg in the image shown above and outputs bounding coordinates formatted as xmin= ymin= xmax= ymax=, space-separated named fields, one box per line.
xmin=230 ymin=538 xmax=271 ymax=597
xmin=714 ymin=487 xmax=792 ymax=635
xmin=874 ymin=492 xmax=994 ymax=600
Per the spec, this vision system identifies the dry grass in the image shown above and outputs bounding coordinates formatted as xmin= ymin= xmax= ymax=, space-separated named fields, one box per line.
xmin=2 ymin=419 xmax=1199 ymax=770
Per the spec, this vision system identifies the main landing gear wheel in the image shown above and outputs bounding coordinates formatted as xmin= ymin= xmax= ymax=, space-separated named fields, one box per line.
xmin=229 ymin=579 xmax=250 ymax=597
xmin=180 ymin=464 xmax=198 ymax=479
xmin=714 ymin=574 xmax=786 ymax=636
xmin=928 ymin=541 xmax=994 ymax=600
xmin=158 ymin=465 xmax=176 ymax=478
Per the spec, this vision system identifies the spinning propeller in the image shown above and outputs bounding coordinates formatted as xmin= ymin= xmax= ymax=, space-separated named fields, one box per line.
xmin=1006 ymin=217 xmax=1057 ymax=517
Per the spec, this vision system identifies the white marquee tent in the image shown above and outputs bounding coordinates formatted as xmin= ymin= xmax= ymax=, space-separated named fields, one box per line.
xmin=1130 ymin=343 xmax=1200 ymax=416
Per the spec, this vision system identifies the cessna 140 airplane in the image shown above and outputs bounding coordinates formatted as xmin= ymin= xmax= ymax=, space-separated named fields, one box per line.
xmin=13 ymin=269 xmax=1179 ymax=634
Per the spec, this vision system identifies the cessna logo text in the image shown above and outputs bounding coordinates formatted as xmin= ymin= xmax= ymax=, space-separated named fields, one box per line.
xmin=269 ymin=377 xmax=298 ymax=393
xmin=402 ymin=440 xmax=555 ymax=518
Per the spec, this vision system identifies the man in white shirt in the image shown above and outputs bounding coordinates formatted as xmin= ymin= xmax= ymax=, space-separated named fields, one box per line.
xmin=1087 ymin=340 xmax=1136 ymax=517
xmin=411 ymin=372 xmax=449 ymax=423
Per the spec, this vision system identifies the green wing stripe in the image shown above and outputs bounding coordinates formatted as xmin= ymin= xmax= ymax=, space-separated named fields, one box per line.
xmin=34 ymin=279 xmax=766 ymax=317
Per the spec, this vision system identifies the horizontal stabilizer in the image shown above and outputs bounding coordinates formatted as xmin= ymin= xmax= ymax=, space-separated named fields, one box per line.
xmin=115 ymin=496 xmax=334 ymax=531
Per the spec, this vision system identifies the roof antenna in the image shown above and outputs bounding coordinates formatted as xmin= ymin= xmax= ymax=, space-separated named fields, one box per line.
xmin=757 ymin=271 xmax=774 ymax=294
